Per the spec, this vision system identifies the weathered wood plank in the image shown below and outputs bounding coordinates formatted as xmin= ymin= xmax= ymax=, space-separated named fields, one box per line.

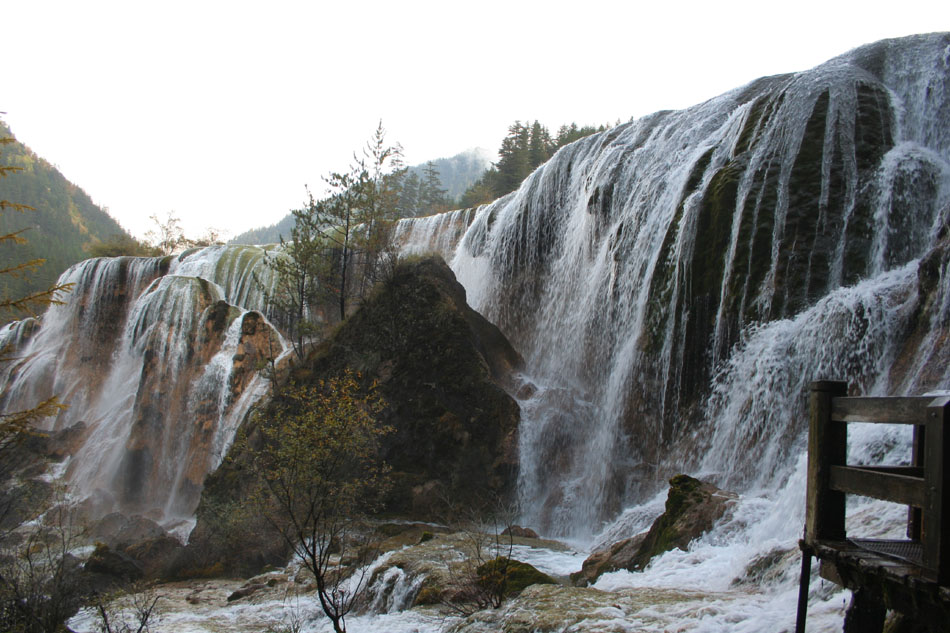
xmin=910 ymin=425 xmax=925 ymax=540
xmin=807 ymin=381 xmax=848 ymax=543
xmin=854 ymin=465 xmax=924 ymax=478
xmin=829 ymin=465 xmax=926 ymax=507
xmin=832 ymin=397 xmax=929 ymax=424
xmin=923 ymin=397 xmax=950 ymax=583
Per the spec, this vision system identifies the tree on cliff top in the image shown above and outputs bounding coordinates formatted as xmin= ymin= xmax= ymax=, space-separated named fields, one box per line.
xmin=246 ymin=372 xmax=390 ymax=633
xmin=263 ymin=122 xmax=404 ymax=352
xmin=314 ymin=121 xmax=404 ymax=320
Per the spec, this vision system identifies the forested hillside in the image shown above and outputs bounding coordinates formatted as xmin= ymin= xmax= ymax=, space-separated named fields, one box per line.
xmin=0 ymin=121 xmax=130 ymax=318
xmin=231 ymin=125 xmax=604 ymax=247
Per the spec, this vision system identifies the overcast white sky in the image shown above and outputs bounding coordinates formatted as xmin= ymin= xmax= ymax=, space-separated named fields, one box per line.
xmin=3 ymin=0 xmax=948 ymax=239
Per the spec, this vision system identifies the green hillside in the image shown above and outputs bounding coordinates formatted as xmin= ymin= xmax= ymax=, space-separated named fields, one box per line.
xmin=0 ymin=121 xmax=130 ymax=319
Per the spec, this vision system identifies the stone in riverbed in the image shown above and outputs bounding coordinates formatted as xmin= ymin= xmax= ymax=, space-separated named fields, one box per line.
xmin=573 ymin=474 xmax=736 ymax=586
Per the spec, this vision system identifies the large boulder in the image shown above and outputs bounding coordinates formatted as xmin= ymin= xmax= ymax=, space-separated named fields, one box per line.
xmin=573 ymin=474 xmax=736 ymax=585
xmin=296 ymin=255 xmax=522 ymax=515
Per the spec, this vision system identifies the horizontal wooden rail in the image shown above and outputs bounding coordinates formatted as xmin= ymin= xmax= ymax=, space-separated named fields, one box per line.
xmin=831 ymin=396 xmax=930 ymax=424
xmin=800 ymin=383 xmax=950 ymax=633
xmin=829 ymin=465 xmax=926 ymax=507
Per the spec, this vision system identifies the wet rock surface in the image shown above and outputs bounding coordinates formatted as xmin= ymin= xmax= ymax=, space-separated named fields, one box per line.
xmin=573 ymin=474 xmax=737 ymax=585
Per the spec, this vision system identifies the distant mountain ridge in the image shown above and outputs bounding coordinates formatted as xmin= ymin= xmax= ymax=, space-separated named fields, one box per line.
xmin=230 ymin=148 xmax=493 ymax=245
xmin=407 ymin=147 xmax=494 ymax=201
xmin=0 ymin=121 xmax=131 ymax=318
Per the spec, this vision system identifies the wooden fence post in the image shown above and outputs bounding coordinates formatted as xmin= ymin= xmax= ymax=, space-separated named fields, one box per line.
xmin=807 ymin=380 xmax=848 ymax=542
xmin=924 ymin=395 xmax=950 ymax=583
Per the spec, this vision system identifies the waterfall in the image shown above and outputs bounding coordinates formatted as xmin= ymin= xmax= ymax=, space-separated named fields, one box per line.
xmin=397 ymin=32 xmax=950 ymax=539
xmin=2 ymin=32 xmax=948 ymax=562
xmin=0 ymin=247 xmax=286 ymax=535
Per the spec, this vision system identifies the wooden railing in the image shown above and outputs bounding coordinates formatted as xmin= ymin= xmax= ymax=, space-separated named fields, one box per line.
xmin=804 ymin=380 xmax=950 ymax=583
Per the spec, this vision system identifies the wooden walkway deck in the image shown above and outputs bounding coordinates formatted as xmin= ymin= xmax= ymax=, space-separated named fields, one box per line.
xmin=796 ymin=381 xmax=950 ymax=632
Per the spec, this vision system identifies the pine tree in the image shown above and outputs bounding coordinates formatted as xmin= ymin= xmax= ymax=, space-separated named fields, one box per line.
xmin=419 ymin=162 xmax=449 ymax=216
xmin=528 ymin=120 xmax=554 ymax=168
xmin=268 ymin=122 xmax=404 ymax=330
xmin=458 ymin=119 xmax=608 ymax=207
xmin=496 ymin=121 xmax=531 ymax=194
xmin=397 ymin=171 xmax=421 ymax=218
xmin=262 ymin=195 xmax=328 ymax=359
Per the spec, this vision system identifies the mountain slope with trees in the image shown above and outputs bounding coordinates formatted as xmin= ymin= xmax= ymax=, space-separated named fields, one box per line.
xmin=0 ymin=121 xmax=132 ymax=316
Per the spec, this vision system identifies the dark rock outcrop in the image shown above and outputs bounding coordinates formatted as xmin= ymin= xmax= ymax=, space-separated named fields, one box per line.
xmin=296 ymin=256 xmax=522 ymax=515
xmin=573 ymin=474 xmax=736 ymax=586
xmin=630 ymin=475 xmax=736 ymax=571
xmin=179 ymin=256 xmax=522 ymax=578
xmin=83 ymin=544 xmax=144 ymax=582
xmin=502 ymin=526 xmax=540 ymax=539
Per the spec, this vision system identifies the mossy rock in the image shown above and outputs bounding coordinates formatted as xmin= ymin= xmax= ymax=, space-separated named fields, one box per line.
xmin=628 ymin=474 xmax=736 ymax=572
xmin=571 ymin=533 xmax=647 ymax=587
xmin=476 ymin=556 xmax=556 ymax=598
xmin=300 ymin=256 xmax=522 ymax=517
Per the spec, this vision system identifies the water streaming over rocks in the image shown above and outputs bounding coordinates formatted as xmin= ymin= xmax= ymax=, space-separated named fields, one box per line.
xmin=397 ymin=33 xmax=950 ymax=541
xmin=0 ymin=246 xmax=286 ymax=535
xmin=7 ymin=32 xmax=950 ymax=632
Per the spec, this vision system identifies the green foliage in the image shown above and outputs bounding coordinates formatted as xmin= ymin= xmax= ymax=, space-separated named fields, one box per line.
xmin=476 ymin=557 xmax=555 ymax=600
xmin=261 ymin=205 xmax=330 ymax=359
xmin=265 ymin=121 xmax=406 ymax=338
xmin=413 ymin=149 xmax=491 ymax=203
xmin=230 ymin=213 xmax=297 ymax=246
xmin=0 ymin=123 xmax=71 ymax=484
xmin=231 ymin=150 xmax=479 ymax=246
xmin=86 ymin=234 xmax=161 ymax=258
xmin=0 ymin=122 xmax=127 ymax=317
xmin=459 ymin=120 xmax=608 ymax=207
xmin=247 ymin=371 xmax=390 ymax=633
xmin=395 ymin=161 xmax=451 ymax=218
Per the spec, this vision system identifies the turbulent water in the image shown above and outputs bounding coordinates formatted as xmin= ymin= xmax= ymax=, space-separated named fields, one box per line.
xmin=6 ymin=32 xmax=950 ymax=633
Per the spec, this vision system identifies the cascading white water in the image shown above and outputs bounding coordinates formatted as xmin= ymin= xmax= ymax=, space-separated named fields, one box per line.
xmin=0 ymin=247 xmax=287 ymax=535
xmin=45 ymin=32 xmax=950 ymax=633
xmin=391 ymin=208 xmax=478 ymax=261
xmin=397 ymin=33 xmax=950 ymax=542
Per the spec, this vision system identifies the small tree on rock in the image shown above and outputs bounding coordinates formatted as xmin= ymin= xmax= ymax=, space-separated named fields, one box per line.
xmin=246 ymin=371 xmax=390 ymax=633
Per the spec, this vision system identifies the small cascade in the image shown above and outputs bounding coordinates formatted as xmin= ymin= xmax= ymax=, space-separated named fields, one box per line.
xmin=365 ymin=564 xmax=426 ymax=615
xmin=0 ymin=248 xmax=286 ymax=534
xmin=393 ymin=207 xmax=478 ymax=260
